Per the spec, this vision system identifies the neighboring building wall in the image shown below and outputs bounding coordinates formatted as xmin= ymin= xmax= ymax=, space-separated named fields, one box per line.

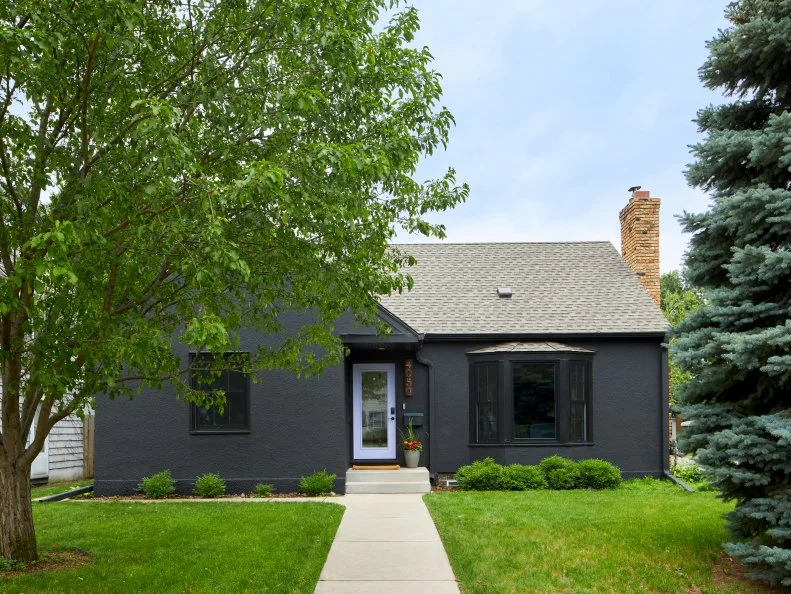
xmin=48 ymin=414 xmax=85 ymax=483
xmin=0 ymin=378 xmax=88 ymax=482
xmin=423 ymin=337 xmax=667 ymax=478
xmin=620 ymin=190 xmax=661 ymax=305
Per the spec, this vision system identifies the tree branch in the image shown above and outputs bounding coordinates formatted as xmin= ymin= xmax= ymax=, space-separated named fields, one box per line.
xmin=80 ymin=32 xmax=101 ymax=176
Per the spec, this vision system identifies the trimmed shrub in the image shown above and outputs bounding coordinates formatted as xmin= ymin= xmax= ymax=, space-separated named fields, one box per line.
xmin=254 ymin=483 xmax=274 ymax=497
xmin=545 ymin=467 xmax=581 ymax=490
xmin=138 ymin=470 xmax=176 ymax=499
xmin=502 ymin=464 xmax=546 ymax=490
xmin=299 ymin=470 xmax=336 ymax=496
xmin=538 ymin=456 xmax=581 ymax=490
xmin=538 ymin=455 xmax=574 ymax=474
xmin=456 ymin=457 xmax=507 ymax=491
xmin=194 ymin=473 xmax=226 ymax=498
xmin=577 ymin=459 xmax=622 ymax=489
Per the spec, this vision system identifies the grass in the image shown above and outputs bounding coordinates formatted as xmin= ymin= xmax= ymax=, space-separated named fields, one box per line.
xmin=424 ymin=479 xmax=775 ymax=594
xmin=1 ymin=501 xmax=343 ymax=593
xmin=31 ymin=480 xmax=93 ymax=499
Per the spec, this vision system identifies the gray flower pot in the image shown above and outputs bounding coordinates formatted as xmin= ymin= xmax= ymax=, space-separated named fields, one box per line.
xmin=404 ymin=449 xmax=420 ymax=468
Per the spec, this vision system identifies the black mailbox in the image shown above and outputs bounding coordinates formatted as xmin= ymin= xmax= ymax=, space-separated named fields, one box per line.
xmin=403 ymin=412 xmax=424 ymax=427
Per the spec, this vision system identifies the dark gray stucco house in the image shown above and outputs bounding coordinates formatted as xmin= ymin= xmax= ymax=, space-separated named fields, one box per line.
xmin=95 ymin=190 xmax=669 ymax=495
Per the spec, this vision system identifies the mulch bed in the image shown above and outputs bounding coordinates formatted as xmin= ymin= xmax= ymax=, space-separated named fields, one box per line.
xmin=86 ymin=492 xmax=339 ymax=501
xmin=0 ymin=549 xmax=92 ymax=578
xmin=707 ymin=553 xmax=790 ymax=594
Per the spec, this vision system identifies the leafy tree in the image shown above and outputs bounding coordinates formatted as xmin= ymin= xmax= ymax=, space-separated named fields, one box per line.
xmin=659 ymin=271 xmax=702 ymax=407
xmin=673 ymin=0 xmax=791 ymax=585
xmin=0 ymin=0 xmax=467 ymax=561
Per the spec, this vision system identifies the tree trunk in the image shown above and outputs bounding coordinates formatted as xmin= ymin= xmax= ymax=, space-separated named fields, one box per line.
xmin=0 ymin=462 xmax=38 ymax=562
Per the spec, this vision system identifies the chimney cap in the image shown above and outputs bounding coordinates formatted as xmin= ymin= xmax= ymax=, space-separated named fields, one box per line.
xmin=627 ymin=185 xmax=641 ymax=193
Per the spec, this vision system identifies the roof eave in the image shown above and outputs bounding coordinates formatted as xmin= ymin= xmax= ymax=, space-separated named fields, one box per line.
xmin=422 ymin=331 xmax=669 ymax=341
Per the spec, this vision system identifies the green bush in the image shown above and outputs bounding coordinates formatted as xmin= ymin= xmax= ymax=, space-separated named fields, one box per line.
xmin=194 ymin=473 xmax=226 ymax=498
xmin=538 ymin=456 xmax=581 ymax=490
xmin=538 ymin=455 xmax=574 ymax=474
xmin=456 ymin=457 xmax=507 ymax=491
xmin=502 ymin=464 xmax=546 ymax=490
xmin=298 ymin=470 xmax=336 ymax=496
xmin=671 ymin=461 xmax=705 ymax=483
xmin=138 ymin=470 xmax=176 ymax=499
xmin=253 ymin=483 xmax=274 ymax=497
xmin=455 ymin=456 xmax=621 ymax=491
xmin=545 ymin=466 xmax=581 ymax=490
xmin=671 ymin=461 xmax=713 ymax=491
xmin=0 ymin=557 xmax=27 ymax=571
xmin=577 ymin=459 xmax=622 ymax=489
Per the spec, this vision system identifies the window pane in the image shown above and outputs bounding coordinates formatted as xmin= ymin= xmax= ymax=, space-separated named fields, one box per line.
xmin=485 ymin=363 xmax=497 ymax=401
xmin=227 ymin=368 xmax=246 ymax=393
xmin=476 ymin=365 xmax=487 ymax=402
xmin=569 ymin=361 xmax=588 ymax=441
xmin=513 ymin=363 xmax=556 ymax=439
xmin=227 ymin=392 xmax=247 ymax=427
xmin=195 ymin=406 xmax=215 ymax=429
xmin=361 ymin=370 xmax=388 ymax=448
xmin=472 ymin=362 xmax=498 ymax=443
xmin=477 ymin=402 xmax=498 ymax=442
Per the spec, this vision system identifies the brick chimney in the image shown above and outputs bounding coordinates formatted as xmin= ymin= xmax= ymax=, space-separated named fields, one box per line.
xmin=619 ymin=189 xmax=660 ymax=305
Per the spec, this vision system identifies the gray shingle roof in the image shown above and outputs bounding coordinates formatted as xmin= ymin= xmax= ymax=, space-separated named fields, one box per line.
xmin=379 ymin=242 xmax=669 ymax=335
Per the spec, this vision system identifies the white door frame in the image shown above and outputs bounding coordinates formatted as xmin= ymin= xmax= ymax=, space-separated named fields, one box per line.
xmin=352 ymin=363 xmax=396 ymax=460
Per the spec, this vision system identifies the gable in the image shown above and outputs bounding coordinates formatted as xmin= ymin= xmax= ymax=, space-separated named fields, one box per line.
xmin=336 ymin=304 xmax=421 ymax=345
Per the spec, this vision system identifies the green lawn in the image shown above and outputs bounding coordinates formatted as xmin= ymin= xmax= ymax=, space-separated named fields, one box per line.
xmin=1 ymin=501 xmax=343 ymax=593
xmin=425 ymin=480 xmax=769 ymax=594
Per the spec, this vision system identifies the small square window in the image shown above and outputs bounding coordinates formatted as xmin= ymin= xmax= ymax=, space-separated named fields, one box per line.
xmin=190 ymin=353 xmax=250 ymax=432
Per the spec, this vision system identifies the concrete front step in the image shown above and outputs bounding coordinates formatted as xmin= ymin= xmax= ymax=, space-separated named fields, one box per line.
xmin=345 ymin=467 xmax=431 ymax=494
xmin=346 ymin=481 xmax=431 ymax=494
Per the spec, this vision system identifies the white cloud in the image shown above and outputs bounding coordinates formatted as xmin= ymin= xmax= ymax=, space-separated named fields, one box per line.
xmin=400 ymin=0 xmax=728 ymax=275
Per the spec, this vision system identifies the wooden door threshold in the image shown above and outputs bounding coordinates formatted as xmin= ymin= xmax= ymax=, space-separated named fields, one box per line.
xmin=351 ymin=464 xmax=401 ymax=470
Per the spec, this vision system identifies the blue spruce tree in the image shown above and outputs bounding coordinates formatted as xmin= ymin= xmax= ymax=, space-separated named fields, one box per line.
xmin=675 ymin=0 xmax=791 ymax=585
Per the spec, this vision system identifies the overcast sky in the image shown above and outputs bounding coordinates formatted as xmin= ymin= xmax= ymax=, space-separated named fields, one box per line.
xmin=399 ymin=0 xmax=730 ymax=273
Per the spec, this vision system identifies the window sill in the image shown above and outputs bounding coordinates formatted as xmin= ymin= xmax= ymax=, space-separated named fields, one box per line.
xmin=190 ymin=430 xmax=251 ymax=435
xmin=468 ymin=442 xmax=595 ymax=447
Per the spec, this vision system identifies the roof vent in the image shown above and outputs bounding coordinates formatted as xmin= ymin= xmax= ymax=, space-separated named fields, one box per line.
xmin=497 ymin=287 xmax=512 ymax=298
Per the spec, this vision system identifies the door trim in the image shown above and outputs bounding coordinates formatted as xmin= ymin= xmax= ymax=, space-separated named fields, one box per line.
xmin=352 ymin=363 xmax=396 ymax=460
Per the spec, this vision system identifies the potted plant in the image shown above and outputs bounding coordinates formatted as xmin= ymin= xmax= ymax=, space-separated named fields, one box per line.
xmin=401 ymin=419 xmax=423 ymax=468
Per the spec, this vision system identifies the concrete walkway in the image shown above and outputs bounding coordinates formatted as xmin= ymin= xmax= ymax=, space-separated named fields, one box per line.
xmin=314 ymin=494 xmax=460 ymax=593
